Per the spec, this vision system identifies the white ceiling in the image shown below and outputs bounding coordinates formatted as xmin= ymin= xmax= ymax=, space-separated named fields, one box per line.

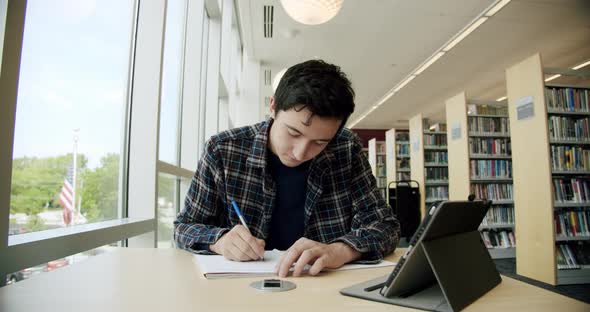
xmin=236 ymin=0 xmax=590 ymax=129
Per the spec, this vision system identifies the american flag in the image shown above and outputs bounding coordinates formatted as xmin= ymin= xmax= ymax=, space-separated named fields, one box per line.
xmin=58 ymin=165 xmax=74 ymax=225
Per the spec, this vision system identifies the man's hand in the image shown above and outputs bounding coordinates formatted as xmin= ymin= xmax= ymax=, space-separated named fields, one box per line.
xmin=209 ymin=225 xmax=265 ymax=261
xmin=275 ymin=238 xmax=361 ymax=277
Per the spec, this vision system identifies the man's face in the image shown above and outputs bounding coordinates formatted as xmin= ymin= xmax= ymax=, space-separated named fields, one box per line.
xmin=268 ymin=98 xmax=342 ymax=168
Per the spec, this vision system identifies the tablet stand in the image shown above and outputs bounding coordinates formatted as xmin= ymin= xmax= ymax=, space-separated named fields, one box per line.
xmin=340 ymin=230 xmax=501 ymax=312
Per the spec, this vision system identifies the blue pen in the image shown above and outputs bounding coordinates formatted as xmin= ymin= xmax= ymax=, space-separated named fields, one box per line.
xmin=231 ymin=200 xmax=251 ymax=233
xmin=231 ymin=200 xmax=264 ymax=260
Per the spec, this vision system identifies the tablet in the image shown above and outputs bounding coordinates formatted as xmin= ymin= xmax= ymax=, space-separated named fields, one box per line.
xmin=341 ymin=200 xmax=501 ymax=312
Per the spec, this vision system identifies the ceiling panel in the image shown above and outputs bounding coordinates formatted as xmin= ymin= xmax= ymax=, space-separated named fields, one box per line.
xmin=236 ymin=0 xmax=590 ymax=129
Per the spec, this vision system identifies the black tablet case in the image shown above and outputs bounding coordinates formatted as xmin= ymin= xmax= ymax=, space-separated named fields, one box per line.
xmin=340 ymin=200 xmax=501 ymax=312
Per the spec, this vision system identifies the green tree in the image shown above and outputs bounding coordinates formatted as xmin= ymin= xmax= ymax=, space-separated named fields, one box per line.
xmin=80 ymin=154 xmax=120 ymax=222
xmin=10 ymin=154 xmax=88 ymax=216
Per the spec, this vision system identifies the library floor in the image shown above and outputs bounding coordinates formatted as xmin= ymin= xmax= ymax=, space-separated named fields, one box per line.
xmin=494 ymin=258 xmax=590 ymax=304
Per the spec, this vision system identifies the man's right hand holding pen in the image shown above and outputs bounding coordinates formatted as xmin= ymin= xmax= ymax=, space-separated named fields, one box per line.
xmin=209 ymin=224 xmax=265 ymax=261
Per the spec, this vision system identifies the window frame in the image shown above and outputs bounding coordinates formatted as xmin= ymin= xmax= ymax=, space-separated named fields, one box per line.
xmin=0 ymin=0 xmax=165 ymax=281
xmin=0 ymin=0 xmax=248 ymax=285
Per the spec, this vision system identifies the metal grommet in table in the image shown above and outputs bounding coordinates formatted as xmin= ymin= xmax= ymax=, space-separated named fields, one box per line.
xmin=250 ymin=279 xmax=296 ymax=292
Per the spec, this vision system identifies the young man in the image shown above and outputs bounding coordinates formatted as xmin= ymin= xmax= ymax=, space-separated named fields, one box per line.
xmin=174 ymin=60 xmax=400 ymax=277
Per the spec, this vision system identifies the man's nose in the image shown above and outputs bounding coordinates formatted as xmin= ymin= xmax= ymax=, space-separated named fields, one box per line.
xmin=292 ymin=142 xmax=309 ymax=161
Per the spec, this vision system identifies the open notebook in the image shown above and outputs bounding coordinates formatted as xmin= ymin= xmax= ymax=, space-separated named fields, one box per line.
xmin=194 ymin=249 xmax=396 ymax=279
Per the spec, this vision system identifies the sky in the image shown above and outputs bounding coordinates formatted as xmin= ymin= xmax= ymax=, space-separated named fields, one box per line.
xmin=11 ymin=0 xmax=184 ymax=169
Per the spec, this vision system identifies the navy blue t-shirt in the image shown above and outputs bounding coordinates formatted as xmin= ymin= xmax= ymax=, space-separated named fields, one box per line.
xmin=266 ymin=151 xmax=310 ymax=250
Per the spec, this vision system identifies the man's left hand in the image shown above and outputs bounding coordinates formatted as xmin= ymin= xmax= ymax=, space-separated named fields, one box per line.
xmin=275 ymin=238 xmax=361 ymax=277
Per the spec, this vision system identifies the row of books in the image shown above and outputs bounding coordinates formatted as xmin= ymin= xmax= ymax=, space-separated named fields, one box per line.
xmin=425 ymin=186 xmax=448 ymax=200
xmin=377 ymin=177 xmax=387 ymax=188
xmin=553 ymin=178 xmax=590 ymax=203
xmin=471 ymin=183 xmax=513 ymax=201
xmin=426 ymin=167 xmax=448 ymax=181
xmin=556 ymin=242 xmax=590 ymax=269
xmin=377 ymin=143 xmax=386 ymax=153
xmin=467 ymin=104 xmax=508 ymax=116
xmin=550 ymin=145 xmax=590 ymax=172
xmin=548 ymin=116 xmax=590 ymax=142
xmin=481 ymin=206 xmax=514 ymax=226
xmin=469 ymin=138 xmax=511 ymax=156
xmin=481 ymin=230 xmax=515 ymax=248
xmin=555 ymin=209 xmax=590 ymax=238
xmin=426 ymin=122 xmax=447 ymax=132
xmin=397 ymin=144 xmax=409 ymax=155
xmin=375 ymin=165 xmax=386 ymax=177
xmin=468 ymin=116 xmax=510 ymax=134
xmin=424 ymin=134 xmax=447 ymax=146
xmin=376 ymin=154 xmax=386 ymax=165
xmin=545 ymin=87 xmax=590 ymax=113
xmin=470 ymin=160 xmax=512 ymax=178
xmin=397 ymin=159 xmax=410 ymax=170
xmin=425 ymin=151 xmax=448 ymax=163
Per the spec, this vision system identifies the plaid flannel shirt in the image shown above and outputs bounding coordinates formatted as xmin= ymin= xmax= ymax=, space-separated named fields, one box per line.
xmin=174 ymin=120 xmax=400 ymax=261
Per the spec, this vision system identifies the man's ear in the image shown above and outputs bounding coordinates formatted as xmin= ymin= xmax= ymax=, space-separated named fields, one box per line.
xmin=269 ymin=96 xmax=276 ymax=119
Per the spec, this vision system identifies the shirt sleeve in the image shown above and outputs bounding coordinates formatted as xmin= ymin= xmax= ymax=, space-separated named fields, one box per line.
xmin=332 ymin=135 xmax=401 ymax=262
xmin=173 ymin=138 xmax=229 ymax=254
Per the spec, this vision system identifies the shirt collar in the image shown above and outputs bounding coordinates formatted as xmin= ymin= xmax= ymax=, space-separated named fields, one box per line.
xmin=246 ymin=119 xmax=271 ymax=168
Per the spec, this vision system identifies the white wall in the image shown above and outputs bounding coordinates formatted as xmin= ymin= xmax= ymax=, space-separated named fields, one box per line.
xmin=233 ymin=51 xmax=262 ymax=127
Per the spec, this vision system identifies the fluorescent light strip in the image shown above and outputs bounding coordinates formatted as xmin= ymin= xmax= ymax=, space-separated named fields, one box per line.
xmin=572 ymin=60 xmax=590 ymax=70
xmin=415 ymin=51 xmax=445 ymax=75
xmin=351 ymin=4 xmax=498 ymax=129
xmin=394 ymin=75 xmax=416 ymax=92
xmin=443 ymin=17 xmax=488 ymax=52
xmin=485 ymin=0 xmax=511 ymax=17
xmin=496 ymin=96 xmax=507 ymax=102
xmin=545 ymin=74 xmax=561 ymax=82
xmin=375 ymin=91 xmax=395 ymax=108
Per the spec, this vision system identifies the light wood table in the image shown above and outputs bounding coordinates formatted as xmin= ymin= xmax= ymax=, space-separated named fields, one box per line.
xmin=0 ymin=247 xmax=588 ymax=311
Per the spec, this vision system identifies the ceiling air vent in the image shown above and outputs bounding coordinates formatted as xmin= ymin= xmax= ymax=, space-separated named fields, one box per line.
xmin=263 ymin=5 xmax=274 ymax=38
xmin=264 ymin=69 xmax=272 ymax=86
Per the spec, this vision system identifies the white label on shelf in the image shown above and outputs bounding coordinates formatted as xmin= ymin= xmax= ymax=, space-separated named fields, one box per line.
xmin=516 ymin=96 xmax=534 ymax=120
xmin=451 ymin=122 xmax=461 ymax=140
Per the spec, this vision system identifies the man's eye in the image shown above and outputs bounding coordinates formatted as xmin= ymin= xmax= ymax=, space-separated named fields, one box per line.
xmin=315 ymin=141 xmax=327 ymax=146
xmin=288 ymin=130 xmax=300 ymax=137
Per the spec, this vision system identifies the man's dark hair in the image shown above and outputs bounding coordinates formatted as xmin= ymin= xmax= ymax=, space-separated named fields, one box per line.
xmin=273 ymin=60 xmax=355 ymax=126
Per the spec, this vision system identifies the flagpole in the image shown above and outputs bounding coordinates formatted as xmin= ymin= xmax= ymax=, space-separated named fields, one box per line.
xmin=72 ymin=129 xmax=79 ymax=225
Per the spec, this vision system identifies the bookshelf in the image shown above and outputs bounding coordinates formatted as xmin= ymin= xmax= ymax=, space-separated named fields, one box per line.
xmin=410 ymin=114 xmax=449 ymax=219
xmin=506 ymin=53 xmax=590 ymax=285
xmin=385 ymin=128 xmax=411 ymax=185
xmin=368 ymin=138 xmax=387 ymax=199
xmin=446 ymin=92 xmax=516 ymax=259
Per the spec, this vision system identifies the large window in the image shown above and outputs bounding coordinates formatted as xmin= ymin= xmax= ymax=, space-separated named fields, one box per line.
xmin=1 ymin=0 xmax=248 ymax=284
xmin=156 ymin=0 xmax=188 ymax=246
xmin=158 ymin=0 xmax=187 ymax=165
xmin=0 ymin=0 xmax=7 ymax=72
xmin=9 ymin=0 xmax=135 ymax=235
